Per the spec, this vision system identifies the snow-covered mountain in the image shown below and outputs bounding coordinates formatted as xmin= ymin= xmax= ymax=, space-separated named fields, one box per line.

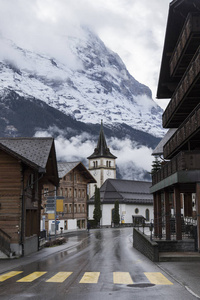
xmin=0 ymin=28 xmax=164 ymax=180
xmin=0 ymin=28 xmax=164 ymax=137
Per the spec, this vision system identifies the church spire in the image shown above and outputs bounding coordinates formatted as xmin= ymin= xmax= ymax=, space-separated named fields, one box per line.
xmin=87 ymin=120 xmax=117 ymax=159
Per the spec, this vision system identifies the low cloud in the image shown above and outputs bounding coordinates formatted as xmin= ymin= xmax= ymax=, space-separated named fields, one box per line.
xmin=34 ymin=128 xmax=153 ymax=180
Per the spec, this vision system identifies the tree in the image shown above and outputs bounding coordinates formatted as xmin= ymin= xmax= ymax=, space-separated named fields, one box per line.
xmin=150 ymin=156 xmax=162 ymax=175
xmin=113 ymin=200 xmax=120 ymax=225
xmin=93 ymin=186 xmax=102 ymax=226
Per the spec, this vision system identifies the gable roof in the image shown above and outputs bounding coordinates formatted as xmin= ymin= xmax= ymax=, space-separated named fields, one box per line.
xmin=88 ymin=179 xmax=153 ymax=204
xmin=87 ymin=121 xmax=117 ymax=159
xmin=0 ymin=137 xmax=59 ymax=185
xmin=58 ymin=161 xmax=96 ymax=183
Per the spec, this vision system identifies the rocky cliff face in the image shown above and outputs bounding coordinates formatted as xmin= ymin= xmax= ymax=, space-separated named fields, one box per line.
xmin=0 ymin=28 xmax=164 ymax=180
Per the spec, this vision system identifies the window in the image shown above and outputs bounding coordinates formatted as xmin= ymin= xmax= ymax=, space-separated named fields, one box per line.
xmin=82 ymin=204 xmax=85 ymax=213
xmin=69 ymin=204 xmax=72 ymax=213
xmin=145 ymin=209 xmax=150 ymax=221
xmin=78 ymin=204 xmax=81 ymax=213
xmin=78 ymin=189 xmax=81 ymax=198
xmin=44 ymin=188 xmax=49 ymax=196
xmin=82 ymin=189 xmax=85 ymax=198
xmin=74 ymin=189 xmax=77 ymax=198
xmin=65 ymin=188 xmax=68 ymax=197
xmin=74 ymin=204 xmax=77 ymax=213
xmin=65 ymin=204 xmax=68 ymax=213
xmin=69 ymin=188 xmax=72 ymax=197
xmin=135 ymin=208 xmax=139 ymax=214
xmin=93 ymin=161 xmax=98 ymax=168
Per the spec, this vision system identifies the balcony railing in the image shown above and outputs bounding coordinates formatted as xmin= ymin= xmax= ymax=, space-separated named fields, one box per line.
xmin=152 ymin=151 xmax=200 ymax=186
xmin=163 ymin=102 xmax=200 ymax=158
xmin=170 ymin=13 xmax=200 ymax=76
xmin=163 ymin=47 xmax=200 ymax=128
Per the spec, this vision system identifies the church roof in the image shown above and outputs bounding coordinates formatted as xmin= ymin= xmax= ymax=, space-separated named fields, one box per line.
xmin=88 ymin=179 xmax=153 ymax=204
xmin=87 ymin=121 xmax=117 ymax=159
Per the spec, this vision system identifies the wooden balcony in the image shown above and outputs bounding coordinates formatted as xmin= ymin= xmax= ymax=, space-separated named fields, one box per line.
xmin=163 ymin=102 xmax=200 ymax=159
xmin=170 ymin=13 xmax=200 ymax=78
xmin=163 ymin=48 xmax=200 ymax=128
xmin=151 ymin=151 xmax=200 ymax=190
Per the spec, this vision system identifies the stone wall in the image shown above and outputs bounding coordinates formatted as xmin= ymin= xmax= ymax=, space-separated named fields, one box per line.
xmin=157 ymin=239 xmax=195 ymax=252
xmin=133 ymin=228 xmax=159 ymax=262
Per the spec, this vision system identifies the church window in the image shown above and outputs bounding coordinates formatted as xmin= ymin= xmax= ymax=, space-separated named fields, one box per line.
xmin=135 ymin=208 xmax=139 ymax=214
xmin=145 ymin=209 xmax=150 ymax=221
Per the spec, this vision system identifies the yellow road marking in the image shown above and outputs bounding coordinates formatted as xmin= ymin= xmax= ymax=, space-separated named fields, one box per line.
xmin=17 ymin=272 xmax=47 ymax=282
xmin=46 ymin=272 xmax=72 ymax=283
xmin=79 ymin=272 xmax=100 ymax=283
xmin=113 ymin=272 xmax=133 ymax=284
xmin=144 ymin=272 xmax=173 ymax=285
xmin=0 ymin=271 xmax=23 ymax=282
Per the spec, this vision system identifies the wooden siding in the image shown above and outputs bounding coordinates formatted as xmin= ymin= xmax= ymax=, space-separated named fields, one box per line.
xmin=0 ymin=150 xmax=21 ymax=243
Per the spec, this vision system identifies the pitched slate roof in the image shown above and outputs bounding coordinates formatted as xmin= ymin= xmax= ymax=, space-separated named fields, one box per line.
xmin=57 ymin=161 xmax=96 ymax=183
xmin=87 ymin=121 xmax=117 ymax=159
xmin=0 ymin=137 xmax=55 ymax=172
xmin=57 ymin=162 xmax=80 ymax=178
xmin=88 ymin=179 xmax=153 ymax=204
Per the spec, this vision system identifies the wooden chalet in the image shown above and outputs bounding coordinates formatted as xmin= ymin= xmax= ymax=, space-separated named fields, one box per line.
xmin=150 ymin=0 xmax=200 ymax=252
xmin=0 ymin=137 xmax=58 ymax=257
xmin=42 ymin=161 xmax=96 ymax=233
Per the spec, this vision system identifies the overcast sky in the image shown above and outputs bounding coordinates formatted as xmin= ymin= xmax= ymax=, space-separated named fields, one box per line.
xmin=0 ymin=0 xmax=171 ymax=109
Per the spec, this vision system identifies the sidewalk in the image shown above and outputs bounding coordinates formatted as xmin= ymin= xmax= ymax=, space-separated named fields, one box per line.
xmin=0 ymin=230 xmax=88 ymax=275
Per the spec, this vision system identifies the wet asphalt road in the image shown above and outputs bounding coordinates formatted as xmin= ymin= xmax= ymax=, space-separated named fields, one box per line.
xmin=0 ymin=228 xmax=197 ymax=300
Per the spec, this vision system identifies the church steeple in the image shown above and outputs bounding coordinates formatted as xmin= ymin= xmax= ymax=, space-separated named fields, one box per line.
xmin=87 ymin=120 xmax=117 ymax=198
xmin=87 ymin=120 xmax=117 ymax=159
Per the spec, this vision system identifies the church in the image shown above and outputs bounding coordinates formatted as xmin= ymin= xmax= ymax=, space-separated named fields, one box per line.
xmin=87 ymin=120 xmax=117 ymax=199
xmin=87 ymin=121 xmax=153 ymax=227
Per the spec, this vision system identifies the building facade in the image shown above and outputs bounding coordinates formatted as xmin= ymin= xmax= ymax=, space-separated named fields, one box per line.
xmin=87 ymin=121 xmax=117 ymax=198
xmin=0 ymin=138 xmax=58 ymax=257
xmin=42 ymin=162 xmax=96 ymax=233
xmin=88 ymin=179 xmax=153 ymax=227
xmin=150 ymin=0 xmax=200 ymax=252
